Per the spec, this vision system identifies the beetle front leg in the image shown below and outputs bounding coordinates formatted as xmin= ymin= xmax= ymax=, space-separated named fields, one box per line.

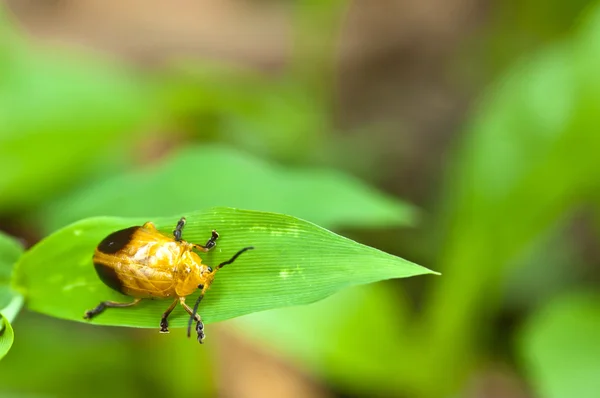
xmin=179 ymin=296 xmax=205 ymax=343
xmin=159 ymin=298 xmax=179 ymax=333
xmin=193 ymin=230 xmax=219 ymax=252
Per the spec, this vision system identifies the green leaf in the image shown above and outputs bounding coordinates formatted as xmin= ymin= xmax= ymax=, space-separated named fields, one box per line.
xmin=0 ymin=231 xmax=24 ymax=319
xmin=0 ymin=287 xmax=22 ymax=324
xmin=0 ymin=22 xmax=154 ymax=212
xmin=228 ymin=282 xmax=415 ymax=396
xmin=40 ymin=145 xmax=416 ymax=234
xmin=0 ymin=313 xmax=216 ymax=397
xmin=413 ymin=5 xmax=600 ymax=396
xmin=0 ymin=231 xmax=23 ymax=284
xmin=0 ymin=315 xmax=14 ymax=361
xmin=159 ymin=62 xmax=331 ymax=163
xmin=520 ymin=292 xmax=600 ymax=398
xmin=14 ymin=207 xmax=434 ymax=328
xmin=0 ymin=231 xmax=24 ymax=360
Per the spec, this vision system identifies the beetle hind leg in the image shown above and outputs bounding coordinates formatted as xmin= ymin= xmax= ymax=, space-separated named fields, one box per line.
xmin=159 ymin=298 xmax=179 ymax=333
xmin=84 ymin=298 xmax=141 ymax=320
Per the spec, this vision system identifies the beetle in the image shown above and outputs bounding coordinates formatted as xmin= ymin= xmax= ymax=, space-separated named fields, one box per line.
xmin=84 ymin=217 xmax=253 ymax=343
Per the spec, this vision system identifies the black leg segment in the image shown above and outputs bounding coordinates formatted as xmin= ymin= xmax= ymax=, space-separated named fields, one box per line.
xmin=84 ymin=298 xmax=141 ymax=320
xmin=195 ymin=321 xmax=205 ymax=343
xmin=193 ymin=230 xmax=220 ymax=252
xmin=204 ymin=230 xmax=219 ymax=250
xmin=160 ymin=298 xmax=179 ymax=333
xmin=180 ymin=297 xmax=205 ymax=344
xmin=186 ymin=292 xmax=205 ymax=341
xmin=173 ymin=217 xmax=186 ymax=241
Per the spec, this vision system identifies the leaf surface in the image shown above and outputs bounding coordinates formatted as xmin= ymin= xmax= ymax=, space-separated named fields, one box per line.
xmin=0 ymin=231 xmax=24 ymax=360
xmin=15 ymin=207 xmax=434 ymax=328
xmin=40 ymin=145 xmax=416 ymax=233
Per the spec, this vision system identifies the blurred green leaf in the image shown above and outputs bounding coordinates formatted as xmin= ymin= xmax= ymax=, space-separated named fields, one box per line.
xmin=0 ymin=231 xmax=23 ymax=283
xmin=0 ymin=25 xmax=154 ymax=212
xmin=415 ymin=4 xmax=600 ymax=397
xmin=161 ymin=64 xmax=330 ymax=163
xmin=520 ymin=292 xmax=600 ymax=398
xmin=229 ymin=282 xmax=416 ymax=396
xmin=0 ymin=316 xmax=14 ymax=361
xmin=0 ymin=231 xmax=24 ymax=360
xmin=0 ymin=232 xmax=25 ymax=314
xmin=15 ymin=207 xmax=434 ymax=329
xmin=40 ymin=145 xmax=416 ymax=234
xmin=0 ymin=292 xmax=23 ymax=360
xmin=480 ymin=0 xmax=592 ymax=76
xmin=219 ymin=82 xmax=330 ymax=163
xmin=0 ymin=313 xmax=193 ymax=397
xmin=0 ymin=287 xmax=23 ymax=325
xmin=502 ymin=221 xmax=583 ymax=311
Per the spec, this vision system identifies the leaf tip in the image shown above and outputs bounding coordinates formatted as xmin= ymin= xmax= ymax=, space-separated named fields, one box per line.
xmin=420 ymin=266 xmax=441 ymax=276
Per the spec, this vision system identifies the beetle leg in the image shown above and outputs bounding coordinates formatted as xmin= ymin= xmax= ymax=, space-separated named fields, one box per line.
xmin=179 ymin=296 xmax=205 ymax=343
xmin=159 ymin=298 xmax=179 ymax=333
xmin=84 ymin=298 xmax=141 ymax=320
xmin=193 ymin=230 xmax=219 ymax=252
xmin=173 ymin=217 xmax=186 ymax=241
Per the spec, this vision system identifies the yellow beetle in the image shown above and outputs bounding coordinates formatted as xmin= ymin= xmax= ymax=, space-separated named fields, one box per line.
xmin=84 ymin=217 xmax=253 ymax=343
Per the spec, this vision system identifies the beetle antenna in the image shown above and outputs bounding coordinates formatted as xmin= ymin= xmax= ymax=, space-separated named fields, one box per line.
xmin=218 ymin=247 xmax=254 ymax=269
xmin=187 ymin=293 xmax=204 ymax=338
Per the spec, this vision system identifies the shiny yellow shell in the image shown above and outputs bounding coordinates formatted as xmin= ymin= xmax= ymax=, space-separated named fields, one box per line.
xmin=85 ymin=217 xmax=252 ymax=343
xmin=92 ymin=222 xmax=215 ymax=299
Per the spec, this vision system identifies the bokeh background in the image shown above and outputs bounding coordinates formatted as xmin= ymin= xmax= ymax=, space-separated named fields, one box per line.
xmin=1 ymin=1 xmax=600 ymax=397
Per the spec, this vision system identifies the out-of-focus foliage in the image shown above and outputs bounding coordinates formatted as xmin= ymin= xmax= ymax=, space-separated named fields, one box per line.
xmin=156 ymin=0 xmax=349 ymax=164
xmin=0 ymin=313 xmax=217 ymax=397
xmin=229 ymin=283 xmax=414 ymax=397
xmin=160 ymin=65 xmax=331 ymax=164
xmin=217 ymin=4 xmax=600 ymax=398
xmin=0 ymin=10 xmax=155 ymax=213
xmin=40 ymin=145 xmax=416 ymax=234
xmin=520 ymin=292 xmax=600 ymax=398
xmin=411 ymin=5 xmax=600 ymax=396
xmin=0 ymin=316 xmax=14 ymax=361
xmin=2 ymin=0 xmax=600 ymax=396
xmin=0 ymin=231 xmax=22 ymax=283
xmin=0 ymin=231 xmax=24 ymax=359
xmin=15 ymin=208 xmax=433 ymax=327
xmin=481 ymin=0 xmax=593 ymax=74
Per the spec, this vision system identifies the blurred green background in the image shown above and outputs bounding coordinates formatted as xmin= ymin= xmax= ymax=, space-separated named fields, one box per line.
xmin=1 ymin=1 xmax=600 ymax=397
